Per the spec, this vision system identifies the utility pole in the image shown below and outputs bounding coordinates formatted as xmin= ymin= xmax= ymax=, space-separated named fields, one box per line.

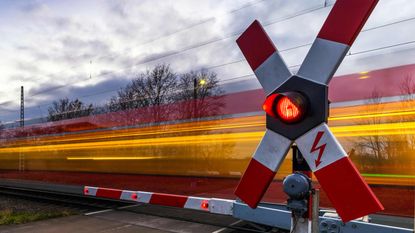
xmin=19 ymin=85 xmax=25 ymax=172
xmin=20 ymin=86 xmax=24 ymax=127
xmin=193 ymin=78 xmax=197 ymax=118
xmin=193 ymin=78 xmax=197 ymax=100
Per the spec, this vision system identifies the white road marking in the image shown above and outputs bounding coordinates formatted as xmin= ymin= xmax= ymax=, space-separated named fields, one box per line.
xmin=212 ymin=220 xmax=243 ymax=233
xmin=84 ymin=209 xmax=114 ymax=216
xmin=117 ymin=204 xmax=142 ymax=210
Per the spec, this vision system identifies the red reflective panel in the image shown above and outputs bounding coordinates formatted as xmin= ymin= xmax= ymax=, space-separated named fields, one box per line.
xmin=276 ymin=96 xmax=302 ymax=123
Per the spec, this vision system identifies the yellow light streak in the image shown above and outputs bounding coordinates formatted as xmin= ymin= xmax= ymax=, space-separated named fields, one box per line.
xmin=4 ymin=99 xmax=415 ymax=148
xmin=3 ymin=121 xmax=415 ymax=154
xmin=329 ymin=110 xmax=415 ymax=121
xmin=2 ymin=117 xmax=265 ymax=147
xmin=0 ymin=131 xmax=265 ymax=153
xmin=67 ymin=156 xmax=161 ymax=160
xmin=331 ymin=121 xmax=415 ymax=133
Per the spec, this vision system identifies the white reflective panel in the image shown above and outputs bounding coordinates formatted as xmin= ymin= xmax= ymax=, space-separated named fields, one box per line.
xmin=295 ymin=123 xmax=346 ymax=172
xmin=184 ymin=196 xmax=206 ymax=210
xmin=253 ymin=129 xmax=292 ymax=171
xmin=120 ymin=190 xmax=136 ymax=201
xmin=297 ymin=38 xmax=349 ymax=85
xmin=254 ymin=51 xmax=292 ymax=95
xmin=85 ymin=186 xmax=98 ymax=196
xmin=209 ymin=198 xmax=234 ymax=215
xmin=136 ymin=191 xmax=153 ymax=203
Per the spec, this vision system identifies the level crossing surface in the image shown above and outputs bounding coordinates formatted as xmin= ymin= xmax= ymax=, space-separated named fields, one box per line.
xmin=0 ymin=204 xmax=269 ymax=233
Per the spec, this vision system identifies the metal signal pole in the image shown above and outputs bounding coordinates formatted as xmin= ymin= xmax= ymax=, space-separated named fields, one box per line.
xmin=20 ymin=86 xmax=24 ymax=127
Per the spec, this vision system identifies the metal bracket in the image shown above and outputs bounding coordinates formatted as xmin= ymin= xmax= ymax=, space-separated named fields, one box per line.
xmin=233 ymin=201 xmax=413 ymax=233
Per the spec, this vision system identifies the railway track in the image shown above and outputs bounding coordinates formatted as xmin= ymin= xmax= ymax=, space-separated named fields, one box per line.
xmin=0 ymin=184 xmax=286 ymax=232
xmin=0 ymin=185 xmax=131 ymax=214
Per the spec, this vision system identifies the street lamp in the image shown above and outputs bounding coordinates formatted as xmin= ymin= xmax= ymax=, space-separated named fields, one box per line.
xmin=193 ymin=78 xmax=207 ymax=100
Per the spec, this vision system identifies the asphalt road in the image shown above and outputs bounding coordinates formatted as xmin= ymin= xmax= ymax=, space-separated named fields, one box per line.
xmin=0 ymin=204 xmax=285 ymax=233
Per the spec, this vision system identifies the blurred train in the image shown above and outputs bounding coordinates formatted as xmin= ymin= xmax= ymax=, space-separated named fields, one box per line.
xmin=0 ymin=63 xmax=414 ymax=217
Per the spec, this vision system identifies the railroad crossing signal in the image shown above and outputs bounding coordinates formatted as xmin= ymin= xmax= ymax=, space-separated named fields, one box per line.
xmin=234 ymin=0 xmax=384 ymax=222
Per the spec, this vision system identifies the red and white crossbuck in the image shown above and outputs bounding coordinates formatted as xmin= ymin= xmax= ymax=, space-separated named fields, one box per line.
xmin=234 ymin=0 xmax=384 ymax=222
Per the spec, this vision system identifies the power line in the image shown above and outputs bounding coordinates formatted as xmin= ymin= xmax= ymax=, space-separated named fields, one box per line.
xmin=3 ymin=36 xmax=415 ymax=116
xmin=29 ymin=1 xmax=415 ymax=100
xmin=8 ymin=2 xmax=331 ymax=103
xmin=2 ymin=3 xmax=415 ymax=108
xmin=137 ymin=0 xmax=269 ymax=47
xmin=3 ymin=37 xmax=415 ymax=118
xmin=349 ymin=40 xmax=415 ymax=56
xmin=205 ymin=15 xmax=415 ymax=71
xmin=8 ymin=0 xmax=271 ymax=99
xmin=9 ymin=2 xmax=415 ymax=103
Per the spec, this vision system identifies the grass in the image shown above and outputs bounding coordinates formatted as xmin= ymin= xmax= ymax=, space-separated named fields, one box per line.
xmin=0 ymin=209 xmax=76 ymax=225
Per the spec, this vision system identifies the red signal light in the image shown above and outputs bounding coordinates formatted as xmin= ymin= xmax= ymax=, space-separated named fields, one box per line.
xmin=277 ymin=96 xmax=302 ymax=123
xmin=262 ymin=93 xmax=278 ymax=118
xmin=201 ymin=200 xmax=209 ymax=210
xmin=263 ymin=92 xmax=307 ymax=123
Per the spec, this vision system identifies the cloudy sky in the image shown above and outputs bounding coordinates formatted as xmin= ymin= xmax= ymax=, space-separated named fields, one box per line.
xmin=1 ymin=0 xmax=415 ymax=122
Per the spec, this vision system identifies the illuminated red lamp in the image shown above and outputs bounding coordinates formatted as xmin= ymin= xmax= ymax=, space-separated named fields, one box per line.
xmin=201 ymin=200 xmax=209 ymax=210
xmin=131 ymin=192 xmax=138 ymax=200
xmin=262 ymin=93 xmax=279 ymax=117
xmin=84 ymin=187 xmax=89 ymax=195
xmin=263 ymin=92 xmax=307 ymax=123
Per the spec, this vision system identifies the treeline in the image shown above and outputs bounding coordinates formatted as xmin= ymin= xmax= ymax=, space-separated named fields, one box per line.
xmin=47 ymin=64 xmax=224 ymax=122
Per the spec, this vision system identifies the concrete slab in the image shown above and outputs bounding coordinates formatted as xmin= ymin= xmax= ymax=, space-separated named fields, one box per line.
xmin=94 ymin=210 xmax=222 ymax=233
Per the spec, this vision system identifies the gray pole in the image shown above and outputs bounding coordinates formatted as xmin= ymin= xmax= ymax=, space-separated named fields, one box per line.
xmin=20 ymin=86 xmax=24 ymax=127
xmin=193 ymin=78 xmax=197 ymax=118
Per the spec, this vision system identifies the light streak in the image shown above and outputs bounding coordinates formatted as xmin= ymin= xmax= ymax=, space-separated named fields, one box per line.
xmin=362 ymin=173 xmax=415 ymax=179
xmin=329 ymin=109 xmax=415 ymax=121
xmin=4 ymin=121 xmax=415 ymax=153
xmin=0 ymin=131 xmax=265 ymax=153
xmin=331 ymin=121 xmax=415 ymax=133
xmin=67 ymin=156 xmax=162 ymax=160
xmin=2 ymin=117 xmax=265 ymax=146
xmin=358 ymin=75 xmax=370 ymax=79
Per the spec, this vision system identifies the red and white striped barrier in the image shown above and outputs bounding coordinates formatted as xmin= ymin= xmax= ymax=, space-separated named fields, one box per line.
xmin=83 ymin=186 xmax=234 ymax=215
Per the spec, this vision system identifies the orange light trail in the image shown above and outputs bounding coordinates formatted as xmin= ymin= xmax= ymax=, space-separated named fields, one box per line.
xmin=2 ymin=121 xmax=415 ymax=155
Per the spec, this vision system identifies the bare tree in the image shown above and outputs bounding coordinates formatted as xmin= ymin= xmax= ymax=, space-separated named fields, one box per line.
xmin=396 ymin=74 xmax=415 ymax=171
xmin=399 ymin=74 xmax=415 ymax=101
xmin=108 ymin=64 xmax=178 ymax=111
xmin=47 ymin=98 xmax=94 ymax=122
xmin=351 ymin=89 xmax=388 ymax=171
xmin=107 ymin=65 xmax=225 ymax=123
xmin=175 ymin=69 xmax=225 ymax=119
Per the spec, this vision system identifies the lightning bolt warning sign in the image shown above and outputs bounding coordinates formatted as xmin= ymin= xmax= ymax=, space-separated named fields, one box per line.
xmin=310 ymin=131 xmax=326 ymax=167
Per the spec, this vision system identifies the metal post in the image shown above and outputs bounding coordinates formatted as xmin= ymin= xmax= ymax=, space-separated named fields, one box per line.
xmin=19 ymin=86 xmax=25 ymax=172
xmin=193 ymin=78 xmax=197 ymax=118
xmin=290 ymin=145 xmax=314 ymax=233
xmin=20 ymin=86 xmax=24 ymax=127
xmin=311 ymin=189 xmax=320 ymax=233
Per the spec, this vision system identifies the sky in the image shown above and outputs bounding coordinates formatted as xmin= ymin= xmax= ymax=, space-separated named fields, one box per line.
xmin=1 ymin=0 xmax=415 ymax=122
